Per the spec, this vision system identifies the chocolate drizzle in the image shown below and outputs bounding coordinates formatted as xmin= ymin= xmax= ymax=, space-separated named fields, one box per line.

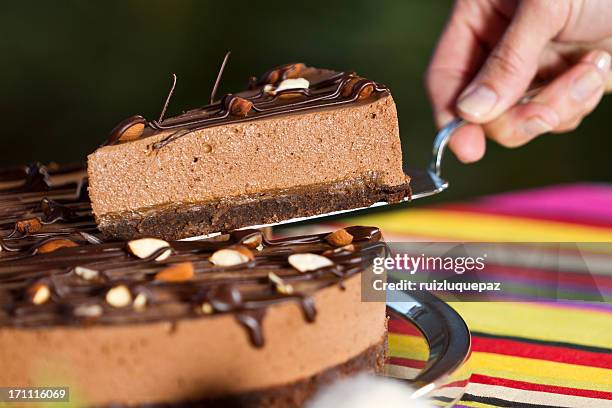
xmin=0 ymin=163 xmax=386 ymax=348
xmin=104 ymin=63 xmax=390 ymax=150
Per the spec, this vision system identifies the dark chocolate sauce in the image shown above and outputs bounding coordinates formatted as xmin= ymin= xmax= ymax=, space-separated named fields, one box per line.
xmin=0 ymin=164 xmax=386 ymax=347
xmin=104 ymin=64 xmax=390 ymax=151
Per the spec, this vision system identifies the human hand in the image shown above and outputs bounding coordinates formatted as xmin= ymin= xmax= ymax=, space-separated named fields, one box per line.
xmin=425 ymin=0 xmax=612 ymax=163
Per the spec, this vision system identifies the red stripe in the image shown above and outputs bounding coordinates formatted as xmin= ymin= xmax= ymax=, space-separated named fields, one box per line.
xmin=437 ymin=204 xmax=612 ymax=229
xmin=388 ymin=317 xmax=424 ymax=337
xmin=471 ymin=374 xmax=612 ymax=400
xmin=472 ymin=336 xmax=612 ymax=369
xmin=387 ymin=356 xmax=427 ymax=369
xmin=441 ymin=378 xmax=471 ymax=389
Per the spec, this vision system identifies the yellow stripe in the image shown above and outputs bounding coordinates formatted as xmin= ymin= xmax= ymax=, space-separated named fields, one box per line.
xmin=454 ymin=402 xmax=496 ymax=408
xmin=344 ymin=209 xmax=612 ymax=242
xmin=448 ymin=302 xmax=612 ymax=350
xmin=387 ymin=333 xmax=429 ymax=361
xmin=470 ymin=352 xmax=612 ymax=392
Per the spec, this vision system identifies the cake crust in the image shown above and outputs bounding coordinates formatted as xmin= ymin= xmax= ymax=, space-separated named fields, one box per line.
xmin=99 ymin=175 xmax=410 ymax=241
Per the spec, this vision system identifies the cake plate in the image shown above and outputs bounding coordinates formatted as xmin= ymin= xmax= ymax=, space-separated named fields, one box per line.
xmin=385 ymin=281 xmax=472 ymax=406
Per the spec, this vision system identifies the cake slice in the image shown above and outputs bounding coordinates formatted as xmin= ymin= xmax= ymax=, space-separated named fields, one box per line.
xmin=88 ymin=63 xmax=410 ymax=240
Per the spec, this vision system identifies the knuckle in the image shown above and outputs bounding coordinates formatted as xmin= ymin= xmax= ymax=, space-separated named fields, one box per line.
xmin=555 ymin=118 xmax=582 ymax=133
xmin=497 ymin=134 xmax=526 ymax=148
xmin=486 ymin=124 xmax=525 ymax=148
xmin=486 ymin=45 xmax=526 ymax=81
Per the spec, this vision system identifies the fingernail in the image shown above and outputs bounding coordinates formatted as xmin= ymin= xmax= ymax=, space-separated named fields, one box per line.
xmin=593 ymin=51 xmax=611 ymax=72
xmin=457 ymin=85 xmax=498 ymax=118
xmin=571 ymin=69 xmax=604 ymax=102
xmin=520 ymin=117 xmax=553 ymax=139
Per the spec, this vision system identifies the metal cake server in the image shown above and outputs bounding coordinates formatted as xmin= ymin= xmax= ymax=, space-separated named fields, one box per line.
xmin=234 ymin=83 xmax=544 ymax=232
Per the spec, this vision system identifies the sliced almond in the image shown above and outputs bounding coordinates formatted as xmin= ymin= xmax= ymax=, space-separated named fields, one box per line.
xmin=28 ymin=282 xmax=51 ymax=305
xmin=155 ymin=262 xmax=194 ymax=282
xmin=127 ymin=238 xmax=171 ymax=261
xmin=74 ymin=303 xmax=103 ymax=318
xmin=323 ymin=244 xmax=356 ymax=256
xmin=201 ymin=302 xmax=214 ymax=315
xmin=268 ymin=272 xmax=294 ymax=295
xmin=15 ymin=217 xmax=43 ymax=234
xmin=133 ymin=292 xmax=148 ymax=311
xmin=106 ymin=285 xmax=132 ymax=308
xmin=275 ymin=78 xmax=309 ymax=93
xmin=242 ymin=232 xmax=263 ymax=249
xmin=209 ymin=245 xmax=253 ymax=267
xmin=325 ymin=229 xmax=354 ymax=247
xmin=37 ymin=239 xmax=79 ymax=254
xmin=74 ymin=266 xmax=100 ymax=281
xmin=265 ymin=78 xmax=310 ymax=96
xmin=288 ymin=253 xmax=334 ymax=273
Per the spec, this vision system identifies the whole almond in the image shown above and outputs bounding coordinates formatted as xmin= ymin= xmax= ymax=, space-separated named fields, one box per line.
xmin=284 ymin=63 xmax=306 ymax=79
xmin=325 ymin=229 xmax=354 ymax=247
xmin=357 ymin=84 xmax=374 ymax=100
xmin=106 ymin=285 xmax=132 ymax=308
xmin=127 ymin=238 xmax=171 ymax=261
xmin=341 ymin=77 xmax=360 ymax=98
xmin=209 ymin=245 xmax=253 ymax=267
xmin=106 ymin=115 xmax=146 ymax=145
xmin=119 ymin=122 xmax=145 ymax=142
xmin=15 ymin=218 xmax=43 ymax=235
xmin=228 ymin=97 xmax=253 ymax=116
xmin=155 ymin=262 xmax=195 ymax=282
xmin=37 ymin=239 xmax=79 ymax=254
xmin=288 ymin=253 xmax=334 ymax=273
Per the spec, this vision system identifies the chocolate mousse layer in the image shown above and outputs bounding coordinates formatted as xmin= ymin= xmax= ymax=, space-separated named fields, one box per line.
xmin=87 ymin=64 xmax=410 ymax=240
xmin=0 ymin=163 xmax=388 ymax=407
xmin=132 ymin=339 xmax=386 ymax=408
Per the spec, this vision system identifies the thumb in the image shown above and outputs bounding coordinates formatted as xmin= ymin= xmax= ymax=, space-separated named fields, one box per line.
xmin=455 ymin=1 xmax=565 ymax=123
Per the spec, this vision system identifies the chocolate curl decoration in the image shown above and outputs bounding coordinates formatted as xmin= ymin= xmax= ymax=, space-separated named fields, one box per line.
xmin=158 ymin=73 xmax=178 ymax=123
xmin=210 ymin=51 xmax=231 ymax=105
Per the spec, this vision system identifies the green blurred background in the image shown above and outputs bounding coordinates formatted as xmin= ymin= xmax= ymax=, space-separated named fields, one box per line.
xmin=1 ymin=1 xmax=610 ymax=203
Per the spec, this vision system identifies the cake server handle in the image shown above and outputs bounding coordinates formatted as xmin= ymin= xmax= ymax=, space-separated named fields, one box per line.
xmin=428 ymin=85 xmax=544 ymax=178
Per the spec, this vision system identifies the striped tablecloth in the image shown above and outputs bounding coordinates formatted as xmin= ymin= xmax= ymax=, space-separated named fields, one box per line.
xmin=290 ymin=183 xmax=612 ymax=407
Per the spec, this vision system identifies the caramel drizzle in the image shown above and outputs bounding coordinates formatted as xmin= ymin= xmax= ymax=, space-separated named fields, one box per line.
xmin=0 ymin=164 xmax=386 ymax=348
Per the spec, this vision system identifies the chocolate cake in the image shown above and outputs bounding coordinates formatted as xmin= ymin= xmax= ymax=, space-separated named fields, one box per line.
xmin=0 ymin=163 xmax=387 ymax=407
xmin=87 ymin=62 xmax=411 ymax=240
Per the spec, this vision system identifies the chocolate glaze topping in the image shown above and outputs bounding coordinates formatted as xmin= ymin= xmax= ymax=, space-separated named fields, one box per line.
xmin=104 ymin=63 xmax=390 ymax=150
xmin=0 ymin=163 xmax=386 ymax=347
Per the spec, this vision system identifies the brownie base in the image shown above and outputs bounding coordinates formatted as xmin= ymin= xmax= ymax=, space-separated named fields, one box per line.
xmin=111 ymin=338 xmax=387 ymax=408
xmin=98 ymin=177 xmax=411 ymax=240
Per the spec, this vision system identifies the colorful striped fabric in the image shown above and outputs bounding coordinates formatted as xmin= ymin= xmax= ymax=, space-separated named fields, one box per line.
xmin=290 ymin=183 xmax=612 ymax=407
